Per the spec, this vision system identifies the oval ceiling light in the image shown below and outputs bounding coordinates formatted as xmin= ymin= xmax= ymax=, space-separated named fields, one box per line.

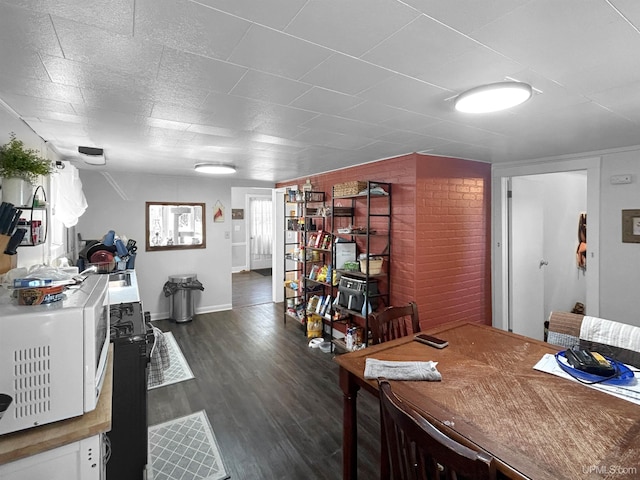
xmin=194 ymin=163 xmax=236 ymax=175
xmin=454 ymin=81 xmax=533 ymax=113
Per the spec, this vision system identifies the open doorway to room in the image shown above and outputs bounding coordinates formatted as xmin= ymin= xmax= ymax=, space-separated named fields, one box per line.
xmin=509 ymin=171 xmax=587 ymax=340
xmin=492 ymin=157 xmax=600 ymax=340
xmin=231 ymin=188 xmax=273 ymax=308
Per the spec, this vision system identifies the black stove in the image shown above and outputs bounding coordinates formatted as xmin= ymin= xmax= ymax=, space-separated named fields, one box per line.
xmin=107 ymin=301 xmax=153 ymax=480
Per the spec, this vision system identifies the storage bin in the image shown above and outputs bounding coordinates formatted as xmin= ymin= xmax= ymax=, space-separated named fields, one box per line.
xmin=360 ymin=257 xmax=383 ymax=275
xmin=333 ymin=181 xmax=367 ymax=197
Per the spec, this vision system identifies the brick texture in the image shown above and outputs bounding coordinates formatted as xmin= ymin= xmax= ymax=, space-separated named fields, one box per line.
xmin=277 ymin=153 xmax=491 ymax=330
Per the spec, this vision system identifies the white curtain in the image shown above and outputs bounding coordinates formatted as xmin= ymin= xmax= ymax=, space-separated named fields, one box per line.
xmin=250 ymin=198 xmax=273 ymax=256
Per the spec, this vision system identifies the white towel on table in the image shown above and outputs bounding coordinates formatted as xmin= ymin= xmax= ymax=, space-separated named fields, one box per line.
xmin=364 ymin=358 xmax=442 ymax=381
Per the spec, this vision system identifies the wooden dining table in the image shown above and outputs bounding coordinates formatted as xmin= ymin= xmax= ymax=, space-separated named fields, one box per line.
xmin=334 ymin=321 xmax=640 ymax=480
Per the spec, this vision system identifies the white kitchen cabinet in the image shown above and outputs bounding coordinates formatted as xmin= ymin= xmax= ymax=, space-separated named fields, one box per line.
xmin=0 ymin=434 xmax=106 ymax=480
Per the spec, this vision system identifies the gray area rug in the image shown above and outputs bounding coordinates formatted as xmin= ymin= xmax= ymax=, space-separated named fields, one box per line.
xmin=148 ymin=332 xmax=195 ymax=390
xmin=148 ymin=410 xmax=229 ymax=480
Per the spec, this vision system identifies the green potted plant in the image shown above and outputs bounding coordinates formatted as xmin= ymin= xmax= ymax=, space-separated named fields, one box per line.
xmin=0 ymin=133 xmax=53 ymax=183
xmin=0 ymin=132 xmax=54 ymax=206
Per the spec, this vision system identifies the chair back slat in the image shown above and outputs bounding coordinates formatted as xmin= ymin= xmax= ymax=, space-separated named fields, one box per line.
xmin=370 ymin=302 xmax=420 ymax=345
xmin=378 ymin=379 xmax=497 ymax=480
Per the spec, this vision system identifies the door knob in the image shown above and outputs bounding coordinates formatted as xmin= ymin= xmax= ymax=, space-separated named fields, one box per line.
xmin=539 ymin=260 xmax=549 ymax=269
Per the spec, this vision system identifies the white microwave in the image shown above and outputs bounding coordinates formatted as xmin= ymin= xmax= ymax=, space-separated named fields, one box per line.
xmin=0 ymin=274 xmax=110 ymax=435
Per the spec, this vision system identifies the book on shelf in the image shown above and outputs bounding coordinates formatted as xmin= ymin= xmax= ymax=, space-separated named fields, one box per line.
xmin=320 ymin=295 xmax=332 ymax=317
xmin=314 ymin=230 xmax=324 ymax=248
xmin=315 ymin=295 xmax=325 ymax=314
xmin=308 ymin=264 xmax=320 ymax=280
xmin=307 ymin=232 xmax=318 ymax=247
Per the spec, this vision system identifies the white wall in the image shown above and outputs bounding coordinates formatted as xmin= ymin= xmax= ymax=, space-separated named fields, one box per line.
xmin=599 ymin=150 xmax=640 ymax=325
xmin=76 ymin=170 xmax=272 ymax=319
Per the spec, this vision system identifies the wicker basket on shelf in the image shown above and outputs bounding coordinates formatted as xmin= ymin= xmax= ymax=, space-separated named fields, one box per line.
xmin=360 ymin=257 xmax=383 ymax=275
xmin=333 ymin=181 xmax=367 ymax=197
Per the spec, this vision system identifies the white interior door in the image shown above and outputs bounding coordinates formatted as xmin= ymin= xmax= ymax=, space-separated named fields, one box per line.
xmin=510 ymin=176 xmax=545 ymax=340
xmin=247 ymin=195 xmax=273 ymax=270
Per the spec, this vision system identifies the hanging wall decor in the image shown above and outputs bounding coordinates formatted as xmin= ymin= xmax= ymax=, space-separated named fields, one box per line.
xmin=622 ymin=209 xmax=640 ymax=243
xmin=214 ymin=200 xmax=225 ymax=223
xmin=576 ymin=212 xmax=587 ymax=269
xmin=231 ymin=208 xmax=244 ymax=220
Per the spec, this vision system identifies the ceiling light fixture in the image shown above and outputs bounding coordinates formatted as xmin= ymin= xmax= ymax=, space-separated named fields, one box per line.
xmin=194 ymin=163 xmax=236 ymax=175
xmin=454 ymin=81 xmax=533 ymax=113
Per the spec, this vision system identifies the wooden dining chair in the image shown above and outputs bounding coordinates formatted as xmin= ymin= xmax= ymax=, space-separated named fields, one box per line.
xmin=378 ymin=379 xmax=497 ymax=480
xmin=369 ymin=302 xmax=420 ymax=345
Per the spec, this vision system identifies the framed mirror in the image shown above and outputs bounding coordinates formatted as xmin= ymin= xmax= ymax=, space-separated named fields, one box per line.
xmin=146 ymin=202 xmax=206 ymax=251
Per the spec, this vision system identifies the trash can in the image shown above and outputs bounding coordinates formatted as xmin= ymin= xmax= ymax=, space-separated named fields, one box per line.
xmin=165 ymin=274 xmax=202 ymax=323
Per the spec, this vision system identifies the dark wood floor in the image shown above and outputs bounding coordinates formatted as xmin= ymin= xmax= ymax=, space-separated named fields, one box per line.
xmin=148 ymin=274 xmax=380 ymax=480
xmin=232 ymin=270 xmax=273 ymax=308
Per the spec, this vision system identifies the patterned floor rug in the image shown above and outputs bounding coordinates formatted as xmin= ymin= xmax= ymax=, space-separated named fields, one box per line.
xmin=148 ymin=332 xmax=195 ymax=389
xmin=148 ymin=411 xmax=229 ymax=480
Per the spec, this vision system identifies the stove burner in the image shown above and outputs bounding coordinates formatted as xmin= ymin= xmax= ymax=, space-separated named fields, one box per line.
xmin=111 ymin=321 xmax=133 ymax=337
xmin=110 ymin=301 xmax=147 ymax=340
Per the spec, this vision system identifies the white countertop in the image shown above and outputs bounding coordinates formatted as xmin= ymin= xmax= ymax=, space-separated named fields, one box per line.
xmin=108 ymin=269 xmax=140 ymax=304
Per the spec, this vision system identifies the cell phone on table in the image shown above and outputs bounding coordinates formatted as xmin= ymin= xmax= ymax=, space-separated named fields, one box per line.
xmin=414 ymin=334 xmax=448 ymax=349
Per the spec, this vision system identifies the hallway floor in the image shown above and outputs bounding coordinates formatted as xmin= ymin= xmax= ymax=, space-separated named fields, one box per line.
xmin=148 ymin=301 xmax=380 ymax=479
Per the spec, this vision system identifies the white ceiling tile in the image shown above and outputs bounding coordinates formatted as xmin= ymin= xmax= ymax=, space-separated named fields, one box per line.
xmin=0 ymin=74 xmax=84 ymax=104
xmin=289 ymin=87 xmax=363 ymax=115
xmin=609 ymin=0 xmax=640 ymax=29
xmin=80 ymin=87 xmax=154 ymax=116
xmin=150 ymin=102 xmax=214 ymax=125
xmin=134 ymin=0 xmax=250 ymax=60
xmin=419 ymin=46 xmax=525 ymax=93
xmin=195 ymin=0 xmax=307 ymax=30
xmin=0 ymin=4 xmax=63 ymax=56
xmin=1 ymin=93 xmax=76 ymax=117
xmin=401 ymin=0 xmax=530 ymax=34
xmin=157 ymin=48 xmax=247 ymax=93
xmin=424 ymin=120 xmax=505 ymax=145
xmin=300 ymin=53 xmax=395 ymax=95
xmin=41 ymin=55 xmax=155 ymax=90
xmin=53 ymin=17 xmax=164 ymax=75
xmin=284 ymin=0 xmax=420 ymax=57
xmin=471 ymin=1 xmax=639 ymax=81
xmin=358 ymin=74 xmax=449 ymax=114
xmin=294 ymin=128 xmax=375 ymax=150
xmin=339 ymin=101 xmax=405 ymax=124
xmin=302 ymin=114 xmax=392 ymax=139
xmin=3 ymin=0 xmax=135 ymax=35
xmin=379 ymin=110 xmax=441 ymax=133
xmin=228 ymin=24 xmax=332 ymax=79
xmin=230 ymin=70 xmax=312 ymax=105
xmin=0 ymin=44 xmax=49 ymax=81
xmin=362 ymin=15 xmax=478 ymax=82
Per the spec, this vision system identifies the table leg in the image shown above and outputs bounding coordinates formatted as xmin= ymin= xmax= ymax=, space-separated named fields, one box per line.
xmin=339 ymin=367 xmax=359 ymax=480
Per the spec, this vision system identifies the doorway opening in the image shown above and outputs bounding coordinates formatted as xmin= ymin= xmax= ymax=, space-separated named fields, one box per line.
xmin=231 ymin=188 xmax=274 ymax=308
xmin=492 ymin=157 xmax=600 ymax=339
xmin=509 ymin=171 xmax=587 ymax=340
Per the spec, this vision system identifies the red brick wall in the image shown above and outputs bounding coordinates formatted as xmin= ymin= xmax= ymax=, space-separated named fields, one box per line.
xmin=277 ymin=152 xmax=491 ymax=329
xmin=414 ymin=155 xmax=492 ymax=328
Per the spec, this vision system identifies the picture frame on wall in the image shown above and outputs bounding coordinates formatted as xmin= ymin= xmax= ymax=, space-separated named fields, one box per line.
xmin=621 ymin=209 xmax=640 ymax=243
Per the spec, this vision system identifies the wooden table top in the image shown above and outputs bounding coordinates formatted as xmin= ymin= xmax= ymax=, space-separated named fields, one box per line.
xmin=0 ymin=345 xmax=113 ymax=465
xmin=335 ymin=322 xmax=640 ymax=480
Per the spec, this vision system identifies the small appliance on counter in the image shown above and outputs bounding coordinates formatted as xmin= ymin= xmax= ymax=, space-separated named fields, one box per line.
xmin=0 ymin=274 xmax=110 ymax=435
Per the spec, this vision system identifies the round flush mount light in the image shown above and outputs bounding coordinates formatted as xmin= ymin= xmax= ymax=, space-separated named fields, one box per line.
xmin=194 ymin=163 xmax=236 ymax=175
xmin=454 ymin=81 xmax=533 ymax=113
